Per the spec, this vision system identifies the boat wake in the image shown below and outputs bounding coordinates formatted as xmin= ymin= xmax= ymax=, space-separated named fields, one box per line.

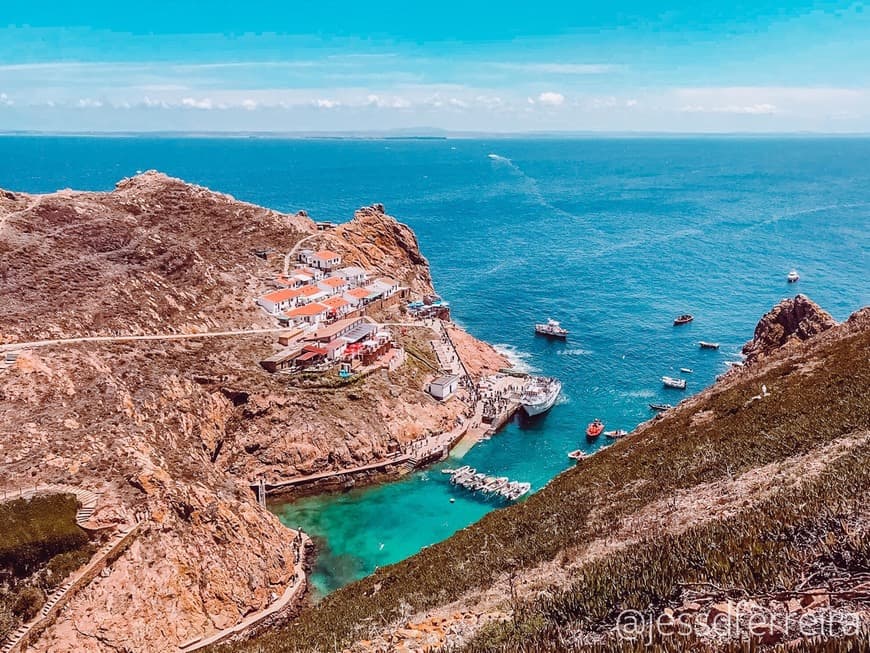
xmin=487 ymin=153 xmax=512 ymax=163
xmin=493 ymin=343 xmax=538 ymax=373
xmin=557 ymin=348 xmax=592 ymax=356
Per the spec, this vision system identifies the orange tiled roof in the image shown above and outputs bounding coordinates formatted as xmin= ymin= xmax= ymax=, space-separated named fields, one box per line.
xmin=313 ymin=249 xmax=341 ymax=260
xmin=322 ymin=296 xmax=350 ymax=309
xmin=347 ymin=288 xmax=371 ymax=299
xmin=299 ymin=285 xmax=323 ymax=296
xmin=262 ymin=288 xmax=301 ymax=303
xmin=286 ymin=302 xmax=329 ymax=317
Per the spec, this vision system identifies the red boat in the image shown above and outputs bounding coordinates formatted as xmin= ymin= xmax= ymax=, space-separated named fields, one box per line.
xmin=673 ymin=314 xmax=694 ymax=326
xmin=585 ymin=419 xmax=604 ymax=438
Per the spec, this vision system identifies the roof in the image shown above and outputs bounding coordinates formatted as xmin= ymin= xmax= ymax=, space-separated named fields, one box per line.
xmin=296 ymin=351 xmax=321 ymax=362
xmin=261 ymin=347 xmax=303 ymax=364
xmin=308 ymin=317 xmax=367 ymax=341
xmin=430 ymin=374 xmax=460 ymax=388
xmin=322 ymin=296 xmax=350 ymax=310
xmin=321 ymin=276 xmax=347 ymax=287
xmin=299 ymin=285 xmax=323 ymax=297
xmin=261 ymin=288 xmax=301 ymax=303
xmin=346 ymin=287 xmax=372 ymax=299
xmin=375 ymin=276 xmax=399 ymax=286
xmin=286 ymin=302 xmax=329 ymax=317
xmin=325 ymin=339 xmax=347 ymax=351
xmin=336 ymin=266 xmax=367 ymax=276
xmin=313 ymin=249 xmax=341 ymax=260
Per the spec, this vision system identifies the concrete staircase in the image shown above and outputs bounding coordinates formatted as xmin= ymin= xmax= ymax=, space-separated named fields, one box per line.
xmin=3 ymin=484 xmax=100 ymax=528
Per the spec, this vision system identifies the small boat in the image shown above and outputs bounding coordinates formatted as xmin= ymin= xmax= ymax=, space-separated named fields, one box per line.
xmin=568 ymin=449 xmax=589 ymax=461
xmin=586 ymin=419 xmax=605 ymax=438
xmin=649 ymin=403 xmax=673 ymax=411
xmin=680 ymin=368 xmax=693 ymax=374
xmin=662 ymin=376 xmax=687 ymax=390
xmin=787 ymin=269 xmax=800 ymax=283
xmin=725 ymin=360 xmax=744 ymax=368
xmin=604 ymin=429 xmax=628 ymax=439
xmin=673 ymin=314 xmax=694 ymax=326
xmin=535 ymin=318 xmax=569 ymax=339
xmin=699 ymin=341 xmax=720 ymax=350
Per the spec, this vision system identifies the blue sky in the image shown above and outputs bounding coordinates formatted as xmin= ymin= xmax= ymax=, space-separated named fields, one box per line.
xmin=1 ymin=1 xmax=869 ymax=132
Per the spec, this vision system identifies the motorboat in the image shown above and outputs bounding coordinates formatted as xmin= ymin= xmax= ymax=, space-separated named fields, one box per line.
xmin=586 ymin=419 xmax=605 ymax=438
xmin=568 ymin=449 xmax=589 ymax=461
xmin=787 ymin=269 xmax=800 ymax=283
xmin=604 ymin=429 xmax=628 ymax=439
xmin=649 ymin=403 xmax=673 ymax=411
xmin=662 ymin=376 xmax=687 ymax=389
xmin=521 ymin=377 xmax=562 ymax=416
xmin=699 ymin=341 xmax=720 ymax=350
xmin=674 ymin=314 xmax=694 ymax=326
xmin=680 ymin=368 xmax=693 ymax=374
xmin=535 ymin=318 xmax=569 ymax=339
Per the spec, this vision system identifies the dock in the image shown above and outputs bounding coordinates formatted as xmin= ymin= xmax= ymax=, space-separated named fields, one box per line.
xmin=442 ymin=466 xmax=531 ymax=501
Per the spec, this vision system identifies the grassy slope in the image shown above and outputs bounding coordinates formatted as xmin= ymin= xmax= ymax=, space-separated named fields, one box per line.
xmin=222 ymin=317 xmax=870 ymax=653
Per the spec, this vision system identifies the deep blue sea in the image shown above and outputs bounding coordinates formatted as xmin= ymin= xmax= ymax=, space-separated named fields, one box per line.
xmin=2 ymin=135 xmax=868 ymax=596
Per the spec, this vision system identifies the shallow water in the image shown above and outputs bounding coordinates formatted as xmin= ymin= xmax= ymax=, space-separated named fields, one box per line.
xmin=3 ymin=135 xmax=868 ymax=597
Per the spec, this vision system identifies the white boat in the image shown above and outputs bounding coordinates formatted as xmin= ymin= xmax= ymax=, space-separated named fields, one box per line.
xmin=604 ymin=429 xmax=629 ymax=439
xmin=680 ymin=368 xmax=693 ymax=374
xmin=568 ymin=449 xmax=589 ymax=461
xmin=521 ymin=377 xmax=562 ymax=416
xmin=699 ymin=341 xmax=720 ymax=350
xmin=787 ymin=269 xmax=800 ymax=283
xmin=661 ymin=376 xmax=687 ymax=390
xmin=535 ymin=318 xmax=568 ymax=339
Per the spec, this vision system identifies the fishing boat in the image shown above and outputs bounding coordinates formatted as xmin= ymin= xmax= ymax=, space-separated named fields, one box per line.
xmin=649 ymin=403 xmax=673 ymax=411
xmin=521 ymin=377 xmax=562 ymax=416
xmin=680 ymin=367 xmax=693 ymax=374
xmin=535 ymin=318 xmax=569 ymax=339
xmin=673 ymin=314 xmax=694 ymax=326
xmin=568 ymin=449 xmax=589 ymax=461
xmin=662 ymin=376 xmax=687 ymax=389
xmin=699 ymin=341 xmax=720 ymax=350
xmin=787 ymin=269 xmax=800 ymax=283
xmin=585 ymin=419 xmax=605 ymax=438
xmin=605 ymin=429 xmax=629 ymax=439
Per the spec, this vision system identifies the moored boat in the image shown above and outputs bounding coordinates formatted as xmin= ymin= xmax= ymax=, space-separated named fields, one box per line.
xmin=521 ymin=377 xmax=562 ymax=416
xmin=604 ymin=429 xmax=628 ymax=439
xmin=787 ymin=269 xmax=800 ymax=283
xmin=649 ymin=403 xmax=673 ymax=411
xmin=699 ymin=341 xmax=720 ymax=349
xmin=673 ymin=314 xmax=694 ymax=325
xmin=662 ymin=376 xmax=687 ymax=389
xmin=585 ymin=418 xmax=604 ymax=438
xmin=568 ymin=449 xmax=589 ymax=461
xmin=680 ymin=367 xmax=693 ymax=374
xmin=535 ymin=318 xmax=569 ymax=339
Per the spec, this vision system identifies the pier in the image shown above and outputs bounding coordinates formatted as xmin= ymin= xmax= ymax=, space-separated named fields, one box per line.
xmin=442 ymin=466 xmax=531 ymax=501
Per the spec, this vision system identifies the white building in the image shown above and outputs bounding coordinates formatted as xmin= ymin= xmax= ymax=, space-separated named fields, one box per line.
xmin=334 ymin=266 xmax=368 ymax=287
xmin=317 ymin=276 xmax=349 ymax=295
xmin=427 ymin=374 xmax=460 ymax=401
xmin=368 ymin=277 xmax=400 ymax=298
xmin=284 ymin=302 xmax=331 ymax=326
xmin=301 ymin=249 xmax=342 ymax=271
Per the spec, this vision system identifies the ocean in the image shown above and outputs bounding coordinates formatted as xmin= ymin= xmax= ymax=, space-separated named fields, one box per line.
xmin=2 ymin=135 xmax=868 ymax=597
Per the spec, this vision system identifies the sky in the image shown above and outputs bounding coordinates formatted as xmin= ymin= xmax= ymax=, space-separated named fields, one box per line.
xmin=1 ymin=1 xmax=869 ymax=133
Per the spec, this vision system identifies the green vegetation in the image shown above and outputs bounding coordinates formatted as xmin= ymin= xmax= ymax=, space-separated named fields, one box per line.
xmin=0 ymin=493 xmax=94 ymax=641
xmin=220 ymin=326 xmax=869 ymax=653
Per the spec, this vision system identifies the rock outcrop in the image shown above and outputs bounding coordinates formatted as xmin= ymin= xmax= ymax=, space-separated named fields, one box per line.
xmin=742 ymin=294 xmax=837 ymax=364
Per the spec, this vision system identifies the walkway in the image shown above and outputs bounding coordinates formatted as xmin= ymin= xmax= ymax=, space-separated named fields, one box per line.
xmin=1 ymin=484 xmax=100 ymax=528
xmin=178 ymin=533 xmax=311 ymax=652
xmin=0 ymin=326 xmax=302 ymax=353
xmin=1 ymin=521 xmax=142 ymax=653
xmin=282 ymin=233 xmax=320 ymax=275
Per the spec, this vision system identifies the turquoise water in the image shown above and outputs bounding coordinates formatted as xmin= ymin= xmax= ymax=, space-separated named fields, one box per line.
xmin=2 ymin=135 xmax=868 ymax=596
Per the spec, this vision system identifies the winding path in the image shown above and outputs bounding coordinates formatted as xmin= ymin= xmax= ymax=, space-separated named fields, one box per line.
xmin=282 ymin=232 xmax=320 ymax=275
xmin=0 ymin=326 xmax=301 ymax=353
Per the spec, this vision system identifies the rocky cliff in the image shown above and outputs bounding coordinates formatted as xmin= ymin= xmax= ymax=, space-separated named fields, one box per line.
xmin=741 ymin=294 xmax=838 ymax=364
xmin=0 ymin=174 xmax=505 ymax=653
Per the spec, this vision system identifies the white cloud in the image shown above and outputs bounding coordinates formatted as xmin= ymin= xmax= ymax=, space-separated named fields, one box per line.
xmin=0 ymin=93 xmax=12 ymax=106
xmin=181 ymin=97 xmax=214 ymax=110
xmin=76 ymin=98 xmax=103 ymax=108
xmin=680 ymin=103 xmax=778 ymax=115
xmin=241 ymin=99 xmax=258 ymax=111
xmin=142 ymin=96 xmax=171 ymax=109
xmin=365 ymin=94 xmax=411 ymax=109
xmin=625 ymin=99 xmax=638 ymax=108
xmin=495 ymin=63 xmax=621 ymax=74
xmin=313 ymin=98 xmax=340 ymax=109
xmin=537 ymin=91 xmax=565 ymax=106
